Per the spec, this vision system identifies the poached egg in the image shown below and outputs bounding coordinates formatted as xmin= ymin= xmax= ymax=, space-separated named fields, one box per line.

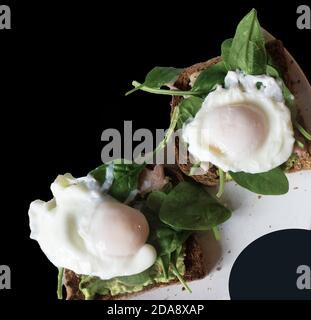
xmin=182 ymin=71 xmax=295 ymax=173
xmin=28 ymin=174 xmax=156 ymax=280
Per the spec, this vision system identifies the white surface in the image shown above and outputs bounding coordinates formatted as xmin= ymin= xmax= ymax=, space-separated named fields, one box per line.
xmin=134 ymin=31 xmax=311 ymax=300
xmin=134 ymin=172 xmax=311 ymax=300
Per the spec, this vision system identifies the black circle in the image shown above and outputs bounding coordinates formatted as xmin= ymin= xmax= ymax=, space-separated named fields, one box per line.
xmin=229 ymin=229 xmax=311 ymax=300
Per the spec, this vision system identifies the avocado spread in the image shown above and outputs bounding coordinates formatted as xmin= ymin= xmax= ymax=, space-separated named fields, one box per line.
xmin=79 ymin=250 xmax=186 ymax=299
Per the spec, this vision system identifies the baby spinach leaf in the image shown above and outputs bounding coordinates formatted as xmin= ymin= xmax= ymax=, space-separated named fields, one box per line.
xmin=156 ymin=227 xmax=191 ymax=256
xmin=158 ymin=255 xmax=170 ymax=279
xmin=177 ymin=96 xmax=204 ymax=129
xmin=146 ymin=191 xmax=167 ymax=213
xmin=126 ymin=80 xmax=197 ymax=97
xmin=144 ymin=67 xmax=184 ymax=89
xmin=159 ymin=182 xmax=231 ymax=230
xmin=90 ymin=161 xmax=145 ymax=202
xmin=221 ymin=38 xmax=232 ymax=68
xmin=229 ymin=167 xmax=289 ymax=195
xmin=226 ymin=8 xmax=267 ymax=75
xmin=90 ymin=164 xmax=108 ymax=185
xmin=267 ymin=53 xmax=282 ymax=75
xmin=150 ymin=105 xmax=180 ymax=161
xmin=143 ymin=105 xmax=179 ymax=164
xmin=170 ymin=248 xmax=192 ymax=293
xmin=126 ymin=67 xmax=187 ymax=96
xmin=144 ymin=191 xmax=191 ymax=257
xmin=191 ymin=61 xmax=227 ymax=95
xmin=109 ymin=163 xmax=145 ymax=202
xmin=265 ymin=64 xmax=279 ymax=78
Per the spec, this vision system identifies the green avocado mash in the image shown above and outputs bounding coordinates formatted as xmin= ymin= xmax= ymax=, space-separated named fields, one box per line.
xmin=79 ymin=249 xmax=186 ymax=300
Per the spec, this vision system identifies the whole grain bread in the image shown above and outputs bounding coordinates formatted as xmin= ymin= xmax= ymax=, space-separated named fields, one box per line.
xmin=64 ymin=234 xmax=206 ymax=300
xmin=172 ymin=40 xmax=311 ymax=186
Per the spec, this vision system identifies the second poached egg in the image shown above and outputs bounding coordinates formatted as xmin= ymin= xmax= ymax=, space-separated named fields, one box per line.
xmin=182 ymin=71 xmax=295 ymax=173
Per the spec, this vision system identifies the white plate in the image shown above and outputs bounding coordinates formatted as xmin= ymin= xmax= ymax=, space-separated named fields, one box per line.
xmin=134 ymin=31 xmax=311 ymax=300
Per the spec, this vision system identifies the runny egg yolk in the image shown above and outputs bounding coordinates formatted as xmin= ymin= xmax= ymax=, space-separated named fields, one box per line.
xmin=203 ymin=104 xmax=268 ymax=157
xmin=89 ymin=201 xmax=150 ymax=257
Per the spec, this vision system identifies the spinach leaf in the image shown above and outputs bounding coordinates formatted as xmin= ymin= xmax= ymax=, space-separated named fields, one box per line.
xmin=158 ymin=255 xmax=170 ymax=279
xmin=221 ymin=38 xmax=232 ymax=68
xmin=141 ymin=191 xmax=191 ymax=288
xmin=229 ymin=167 xmax=289 ymax=195
xmin=265 ymin=64 xmax=279 ymax=78
xmin=159 ymin=182 xmax=231 ymax=230
xmin=154 ymin=104 xmax=179 ymax=155
xmin=191 ymin=61 xmax=227 ymax=95
xmin=90 ymin=162 xmax=111 ymax=185
xmin=126 ymin=67 xmax=188 ymax=96
xmin=267 ymin=53 xmax=282 ymax=75
xmin=144 ymin=67 xmax=184 ymax=88
xmin=144 ymin=191 xmax=191 ymax=256
xmin=90 ymin=161 xmax=145 ymax=202
xmin=177 ymin=96 xmax=204 ymax=129
xmin=156 ymin=227 xmax=191 ymax=256
xmin=170 ymin=247 xmax=192 ymax=293
xmin=153 ymin=223 xmax=190 ymax=291
xmin=226 ymin=8 xmax=267 ymax=75
xmin=146 ymin=191 xmax=167 ymax=213
xmin=126 ymin=81 xmax=197 ymax=97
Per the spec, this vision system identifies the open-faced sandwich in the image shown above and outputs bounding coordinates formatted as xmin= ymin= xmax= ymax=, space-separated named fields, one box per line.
xmin=126 ymin=8 xmax=311 ymax=197
xmin=28 ymin=162 xmax=231 ymax=299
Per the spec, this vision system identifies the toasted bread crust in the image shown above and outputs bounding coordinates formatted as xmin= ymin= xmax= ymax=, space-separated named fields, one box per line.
xmin=172 ymin=57 xmax=222 ymax=186
xmin=64 ymin=235 xmax=206 ymax=300
xmin=172 ymin=40 xmax=311 ymax=186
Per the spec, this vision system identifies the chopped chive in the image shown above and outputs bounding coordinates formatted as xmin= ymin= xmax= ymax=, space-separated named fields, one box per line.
xmin=256 ymin=81 xmax=263 ymax=90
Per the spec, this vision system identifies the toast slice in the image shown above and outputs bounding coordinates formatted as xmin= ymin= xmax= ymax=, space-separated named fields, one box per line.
xmin=64 ymin=234 xmax=206 ymax=300
xmin=172 ymin=40 xmax=311 ymax=186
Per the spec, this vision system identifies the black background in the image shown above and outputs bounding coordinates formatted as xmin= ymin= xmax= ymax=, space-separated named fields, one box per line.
xmin=1 ymin=0 xmax=310 ymax=304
